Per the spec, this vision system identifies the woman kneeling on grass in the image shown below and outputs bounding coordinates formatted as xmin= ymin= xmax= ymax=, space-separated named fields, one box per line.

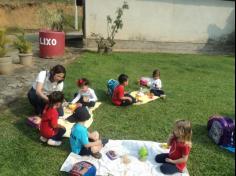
xmin=40 ymin=91 xmax=66 ymax=146
xmin=27 ymin=65 xmax=66 ymax=116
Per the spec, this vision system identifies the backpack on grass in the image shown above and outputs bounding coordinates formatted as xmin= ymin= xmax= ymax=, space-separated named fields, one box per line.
xmin=207 ymin=115 xmax=235 ymax=147
xmin=26 ymin=116 xmax=41 ymax=130
xmin=70 ymin=161 xmax=96 ymax=176
xmin=139 ymin=77 xmax=151 ymax=87
xmin=107 ymin=79 xmax=119 ymax=97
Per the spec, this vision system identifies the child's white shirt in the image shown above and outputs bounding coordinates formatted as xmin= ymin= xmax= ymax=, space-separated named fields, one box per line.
xmin=32 ymin=71 xmax=64 ymax=95
xmin=71 ymin=88 xmax=98 ymax=104
xmin=150 ymin=78 xmax=162 ymax=90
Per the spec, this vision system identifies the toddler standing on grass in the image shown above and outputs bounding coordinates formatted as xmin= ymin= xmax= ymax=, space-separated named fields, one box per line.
xmin=40 ymin=91 xmax=66 ymax=146
xmin=112 ymin=74 xmax=136 ymax=106
xmin=149 ymin=69 xmax=166 ymax=98
xmin=155 ymin=120 xmax=192 ymax=175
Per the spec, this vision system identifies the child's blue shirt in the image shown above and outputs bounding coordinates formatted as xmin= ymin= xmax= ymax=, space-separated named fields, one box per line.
xmin=70 ymin=123 xmax=89 ymax=154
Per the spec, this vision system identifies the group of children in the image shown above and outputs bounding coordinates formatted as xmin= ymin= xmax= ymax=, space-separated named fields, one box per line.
xmin=38 ymin=69 xmax=192 ymax=175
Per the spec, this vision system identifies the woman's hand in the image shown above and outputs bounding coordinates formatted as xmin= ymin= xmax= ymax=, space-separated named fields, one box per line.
xmin=36 ymin=82 xmax=48 ymax=102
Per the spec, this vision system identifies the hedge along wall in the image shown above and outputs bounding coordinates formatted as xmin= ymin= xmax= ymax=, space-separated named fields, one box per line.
xmin=85 ymin=0 xmax=235 ymax=44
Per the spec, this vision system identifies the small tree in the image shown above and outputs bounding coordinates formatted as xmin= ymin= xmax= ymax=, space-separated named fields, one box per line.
xmin=92 ymin=1 xmax=129 ymax=54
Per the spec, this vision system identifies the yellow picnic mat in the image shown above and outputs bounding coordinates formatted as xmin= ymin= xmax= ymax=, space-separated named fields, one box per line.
xmin=58 ymin=102 xmax=102 ymax=138
xmin=130 ymin=91 xmax=159 ymax=105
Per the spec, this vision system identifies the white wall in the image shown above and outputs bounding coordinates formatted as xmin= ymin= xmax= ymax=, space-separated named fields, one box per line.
xmin=85 ymin=0 xmax=235 ymax=43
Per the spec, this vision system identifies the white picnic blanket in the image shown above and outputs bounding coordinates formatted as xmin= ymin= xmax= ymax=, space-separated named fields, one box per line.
xmin=60 ymin=140 xmax=189 ymax=176
xmin=59 ymin=102 xmax=102 ymax=138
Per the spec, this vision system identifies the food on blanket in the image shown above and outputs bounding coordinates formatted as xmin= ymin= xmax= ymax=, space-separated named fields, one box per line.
xmin=149 ymin=93 xmax=154 ymax=99
xmin=106 ymin=150 xmax=118 ymax=160
xmin=135 ymin=94 xmax=143 ymax=102
xmin=138 ymin=146 xmax=148 ymax=161
xmin=68 ymin=104 xmax=77 ymax=111
xmin=146 ymin=92 xmax=154 ymax=99
xmin=160 ymin=143 xmax=169 ymax=149
xmin=122 ymin=154 xmax=131 ymax=164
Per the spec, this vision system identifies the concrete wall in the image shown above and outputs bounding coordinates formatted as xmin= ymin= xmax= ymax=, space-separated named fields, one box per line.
xmin=85 ymin=0 xmax=235 ymax=44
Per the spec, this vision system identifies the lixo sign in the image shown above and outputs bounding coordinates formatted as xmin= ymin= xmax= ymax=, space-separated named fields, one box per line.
xmin=39 ymin=37 xmax=57 ymax=46
xmin=39 ymin=30 xmax=65 ymax=58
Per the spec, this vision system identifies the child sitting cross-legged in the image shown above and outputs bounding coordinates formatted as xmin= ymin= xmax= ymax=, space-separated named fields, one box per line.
xmin=70 ymin=107 xmax=108 ymax=159
xmin=40 ymin=91 xmax=66 ymax=146
xmin=112 ymin=74 xmax=136 ymax=106
xmin=71 ymin=78 xmax=98 ymax=108
xmin=155 ymin=119 xmax=192 ymax=175
xmin=149 ymin=69 xmax=166 ymax=99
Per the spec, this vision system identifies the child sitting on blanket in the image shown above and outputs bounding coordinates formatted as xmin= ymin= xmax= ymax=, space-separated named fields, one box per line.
xmin=155 ymin=120 xmax=192 ymax=175
xmin=40 ymin=91 xmax=66 ymax=146
xmin=71 ymin=78 xmax=98 ymax=108
xmin=112 ymin=74 xmax=136 ymax=106
xmin=70 ymin=107 xmax=107 ymax=159
xmin=149 ymin=69 xmax=166 ymax=98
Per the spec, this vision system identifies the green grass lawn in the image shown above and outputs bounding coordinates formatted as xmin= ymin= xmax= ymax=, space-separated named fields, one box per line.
xmin=0 ymin=52 xmax=235 ymax=176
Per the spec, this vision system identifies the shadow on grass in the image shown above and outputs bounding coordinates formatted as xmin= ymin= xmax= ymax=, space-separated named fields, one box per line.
xmin=192 ymin=123 xmax=235 ymax=158
xmin=96 ymin=88 xmax=113 ymax=104
xmin=7 ymin=97 xmax=71 ymax=153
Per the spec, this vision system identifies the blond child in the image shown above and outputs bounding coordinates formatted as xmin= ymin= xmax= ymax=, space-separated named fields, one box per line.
xmin=155 ymin=120 xmax=192 ymax=174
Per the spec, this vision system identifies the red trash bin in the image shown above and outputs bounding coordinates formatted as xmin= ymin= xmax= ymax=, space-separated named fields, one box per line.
xmin=39 ymin=30 xmax=65 ymax=58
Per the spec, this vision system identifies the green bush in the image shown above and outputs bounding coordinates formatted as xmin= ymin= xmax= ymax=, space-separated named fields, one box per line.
xmin=14 ymin=32 xmax=32 ymax=54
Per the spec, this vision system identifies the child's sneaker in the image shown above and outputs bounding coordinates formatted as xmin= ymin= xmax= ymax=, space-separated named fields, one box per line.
xmin=47 ymin=139 xmax=62 ymax=146
xmin=92 ymin=152 xmax=102 ymax=159
xmin=160 ymin=94 xmax=166 ymax=99
xmin=40 ymin=136 xmax=48 ymax=143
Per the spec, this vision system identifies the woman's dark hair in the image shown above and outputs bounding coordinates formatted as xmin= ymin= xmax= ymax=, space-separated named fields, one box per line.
xmin=49 ymin=65 xmax=66 ymax=83
xmin=77 ymin=78 xmax=90 ymax=87
xmin=47 ymin=91 xmax=64 ymax=109
xmin=118 ymin=74 xmax=128 ymax=84
xmin=152 ymin=69 xmax=160 ymax=78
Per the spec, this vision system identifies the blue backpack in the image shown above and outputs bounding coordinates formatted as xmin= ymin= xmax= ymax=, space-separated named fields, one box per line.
xmin=107 ymin=79 xmax=119 ymax=97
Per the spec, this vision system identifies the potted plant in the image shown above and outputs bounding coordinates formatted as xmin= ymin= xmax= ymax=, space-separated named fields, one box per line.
xmin=0 ymin=29 xmax=12 ymax=74
xmin=38 ymin=7 xmax=65 ymax=58
xmin=14 ymin=32 xmax=33 ymax=66
xmin=91 ymin=1 xmax=129 ymax=54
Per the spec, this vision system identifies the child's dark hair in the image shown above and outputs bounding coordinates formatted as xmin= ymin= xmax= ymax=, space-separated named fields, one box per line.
xmin=72 ymin=107 xmax=90 ymax=122
xmin=77 ymin=78 xmax=90 ymax=87
xmin=118 ymin=74 xmax=128 ymax=84
xmin=49 ymin=65 xmax=66 ymax=83
xmin=152 ymin=69 xmax=160 ymax=78
xmin=47 ymin=91 xmax=64 ymax=109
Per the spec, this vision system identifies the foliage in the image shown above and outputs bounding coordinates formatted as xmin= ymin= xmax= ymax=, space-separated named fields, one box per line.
xmin=14 ymin=31 xmax=32 ymax=54
xmin=91 ymin=1 xmax=129 ymax=53
xmin=39 ymin=6 xmax=65 ymax=31
xmin=0 ymin=29 xmax=10 ymax=57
